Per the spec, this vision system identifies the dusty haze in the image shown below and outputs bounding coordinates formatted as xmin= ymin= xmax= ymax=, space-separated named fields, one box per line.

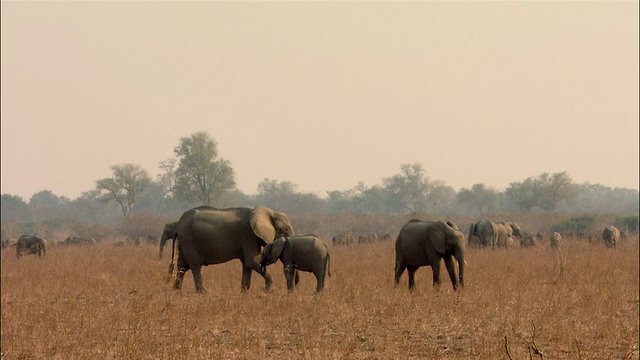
xmin=1 ymin=2 xmax=638 ymax=200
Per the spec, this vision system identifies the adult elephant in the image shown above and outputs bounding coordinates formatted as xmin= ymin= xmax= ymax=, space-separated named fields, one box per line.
xmin=468 ymin=220 xmax=521 ymax=248
xmin=16 ymin=235 xmax=47 ymax=258
xmin=395 ymin=219 xmax=465 ymax=291
xmin=171 ymin=205 xmax=295 ymax=293
xmin=496 ymin=222 xmax=522 ymax=248
xmin=468 ymin=220 xmax=498 ymax=247
xmin=602 ymin=226 xmax=620 ymax=248
xmin=158 ymin=221 xmax=178 ymax=259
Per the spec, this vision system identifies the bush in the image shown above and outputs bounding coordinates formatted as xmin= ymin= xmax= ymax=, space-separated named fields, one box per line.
xmin=552 ymin=215 xmax=596 ymax=236
xmin=614 ymin=214 xmax=640 ymax=234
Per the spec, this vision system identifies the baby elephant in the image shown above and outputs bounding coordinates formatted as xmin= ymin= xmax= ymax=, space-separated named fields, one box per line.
xmin=260 ymin=235 xmax=331 ymax=293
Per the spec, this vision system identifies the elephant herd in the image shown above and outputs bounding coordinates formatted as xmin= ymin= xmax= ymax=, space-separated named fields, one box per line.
xmin=2 ymin=205 xmax=626 ymax=296
xmin=156 ymin=206 xmax=628 ymax=295
xmin=157 ymin=206 xmax=467 ymax=294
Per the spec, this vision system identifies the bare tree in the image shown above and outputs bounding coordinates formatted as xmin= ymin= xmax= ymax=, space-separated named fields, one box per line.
xmin=96 ymin=164 xmax=151 ymax=219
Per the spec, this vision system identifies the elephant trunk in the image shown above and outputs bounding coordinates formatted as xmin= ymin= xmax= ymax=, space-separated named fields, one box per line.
xmin=456 ymin=250 xmax=464 ymax=289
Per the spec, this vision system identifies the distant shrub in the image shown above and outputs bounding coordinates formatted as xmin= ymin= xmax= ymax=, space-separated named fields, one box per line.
xmin=552 ymin=215 xmax=596 ymax=236
xmin=614 ymin=214 xmax=639 ymax=234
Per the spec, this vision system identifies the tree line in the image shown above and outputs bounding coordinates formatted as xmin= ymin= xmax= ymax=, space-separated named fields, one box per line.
xmin=2 ymin=131 xmax=638 ymax=228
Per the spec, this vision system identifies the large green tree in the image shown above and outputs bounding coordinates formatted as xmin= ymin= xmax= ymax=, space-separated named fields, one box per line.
xmin=173 ymin=131 xmax=235 ymax=206
xmin=96 ymin=163 xmax=152 ymax=219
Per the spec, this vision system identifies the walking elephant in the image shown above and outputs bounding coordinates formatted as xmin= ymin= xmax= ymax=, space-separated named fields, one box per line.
xmin=171 ymin=206 xmax=294 ymax=293
xmin=16 ymin=235 xmax=47 ymax=258
xmin=158 ymin=221 xmax=178 ymax=259
xmin=468 ymin=220 xmax=497 ymax=247
xmin=602 ymin=226 xmax=620 ymax=248
xmin=259 ymin=235 xmax=331 ymax=293
xmin=395 ymin=219 xmax=465 ymax=291
xmin=468 ymin=220 xmax=521 ymax=248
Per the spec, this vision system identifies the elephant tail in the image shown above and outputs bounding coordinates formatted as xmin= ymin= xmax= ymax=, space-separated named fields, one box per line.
xmin=168 ymin=236 xmax=177 ymax=276
xmin=326 ymin=253 xmax=331 ymax=277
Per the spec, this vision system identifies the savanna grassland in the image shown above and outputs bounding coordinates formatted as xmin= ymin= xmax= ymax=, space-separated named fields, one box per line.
xmin=1 ymin=237 xmax=638 ymax=359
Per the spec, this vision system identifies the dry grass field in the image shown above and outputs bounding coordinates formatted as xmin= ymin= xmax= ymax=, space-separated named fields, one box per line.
xmin=1 ymin=236 xmax=638 ymax=359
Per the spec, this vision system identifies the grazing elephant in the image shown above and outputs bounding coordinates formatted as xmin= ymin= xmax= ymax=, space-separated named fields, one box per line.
xmin=158 ymin=221 xmax=178 ymax=259
xmin=550 ymin=232 xmax=562 ymax=249
xmin=61 ymin=237 xmax=96 ymax=245
xmin=259 ymin=235 xmax=331 ymax=293
xmin=16 ymin=235 xmax=47 ymax=258
xmin=395 ymin=219 xmax=465 ymax=291
xmin=602 ymin=226 xmax=620 ymax=248
xmin=171 ymin=206 xmax=294 ymax=293
xmin=520 ymin=232 xmax=536 ymax=248
xmin=332 ymin=234 xmax=355 ymax=246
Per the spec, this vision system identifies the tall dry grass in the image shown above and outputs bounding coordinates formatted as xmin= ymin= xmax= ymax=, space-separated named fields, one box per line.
xmin=1 ymin=237 xmax=638 ymax=359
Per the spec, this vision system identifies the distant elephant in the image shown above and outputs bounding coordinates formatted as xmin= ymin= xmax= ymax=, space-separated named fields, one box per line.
xmin=550 ymin=232 xmax=562 ymax=249
xmin=61 ymin=236 xmax=96 ymax=245
xmin=259 ymin=235 xmax=331 ymax=293
xmin=499 ymin=221 xmax=522 ymax=240
xmin=468 ymin=220 xmax=520 ymax=248
xmin=2 ymin=237 xmax=17 ymax=249
xmin=395 ymin=219 xmax=465 ymax=291
xmin=158 ymin=221 xmax=178 ymax=259
xmin=16 ymin=235 xmax=47 ymax=258
xmin=332 ymin=234 xmax=355 ymax=246
xmin=602 ymin=226 xmax=620 ymax=248
xmin=171 ymin=206 xmax=295 ymax=293
xmin=520 ymin=232 xmax=536 ymax=248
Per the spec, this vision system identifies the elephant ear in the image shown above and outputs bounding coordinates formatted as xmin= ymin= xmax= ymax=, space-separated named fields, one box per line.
xmin=250 ymin=206 xmax=277 ymax=244
xmin=267 ymin=237 xmax=286 ymax=263
xmin=430 ymin=223 xmax=447 ymax=254
xmin=446 ymin=221 xmax=460 ymax=231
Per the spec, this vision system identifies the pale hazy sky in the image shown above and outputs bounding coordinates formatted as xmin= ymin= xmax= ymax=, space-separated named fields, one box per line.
xmin=2 ymin=2 xmax=638 ymax=201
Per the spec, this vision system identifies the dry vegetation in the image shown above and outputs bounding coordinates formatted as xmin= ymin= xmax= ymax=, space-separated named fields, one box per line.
xmin=1 ymin=235 xmax=638 ymax=359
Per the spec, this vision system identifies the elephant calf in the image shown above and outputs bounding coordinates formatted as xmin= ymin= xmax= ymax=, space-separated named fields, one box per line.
xmin=16 ymin=235 xmax=47 ymax=259
xmin=260 ymin=235 xmax=331 ymax=293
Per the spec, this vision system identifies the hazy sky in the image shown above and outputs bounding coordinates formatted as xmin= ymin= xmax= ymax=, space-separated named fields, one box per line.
xmin=2 ymin=2 xmax=638 ymax=201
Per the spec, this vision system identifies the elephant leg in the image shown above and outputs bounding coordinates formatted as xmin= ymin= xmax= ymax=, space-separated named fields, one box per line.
xmin=315 ymin=268 xmax=325 ymax=293
xmin=443 ymin=255 xmax=459 ymax=291
xmin=294 ymin=269 xmax=300 ymax=286
xmin=191 ymin=264 xmax=206 ymax=293
xmin=174 ymin=267 xmax=188 ymax=290
xmin=173 ymin=253 xmax=190 ymax=290
xmin=407 ymin=265 xmax=418 ymax=290
xmin=244 ymin=261 xmax=273 ymax=290
xmin=430 ymin=259 xmax=442 ymax=288
xmin=284 ymin=264 xmax=295 ymax=291
xmin=241 ymin=264 xmax=254 ymax=291
xmin=394 ymin=261 xmax=407 ymax=287
xmin=243 ymin=253 xmax=273 ymax=290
